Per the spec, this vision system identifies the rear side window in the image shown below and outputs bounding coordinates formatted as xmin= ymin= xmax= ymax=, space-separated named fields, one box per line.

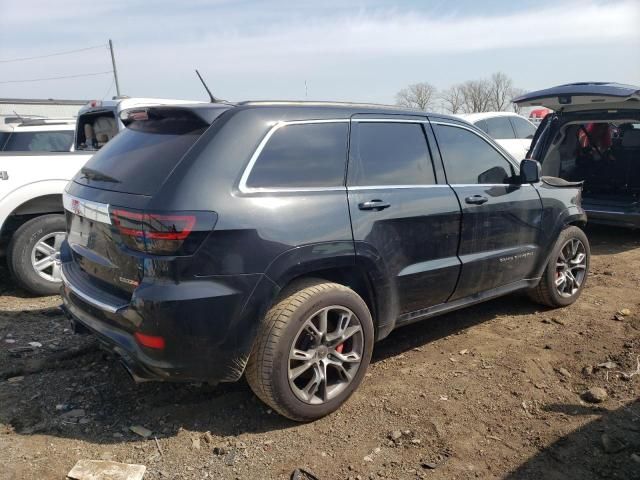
xmin=2 ymin=131 xmax=73 ymax=152
xmin=510 ymin=116 xmax=537 ymax=139
xmin=246 ymin=122 xmax=348 ymax=189
xmin=485 ymin=117 xmax=515 ymax=139
xmin=435 ymin=124 xmax=515 ymax=184
xmin=349 ymin=122 xmax=435 ymax=186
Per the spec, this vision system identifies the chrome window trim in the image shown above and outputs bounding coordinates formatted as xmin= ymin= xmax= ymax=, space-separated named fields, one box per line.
xmin=352 ymin=118 xmax=428 ymax=124
xmin=60 ymin=267 xmax=126 ymax=314
xmin=238 ymin=119 xmax=350 ymax=194
xmin=348 ymin=184 xmax=449 ymax=191
xmin=430 ymin=120 xmax=520 ymax=171
xmin=63 ymin=193 xmax=112 ymax=225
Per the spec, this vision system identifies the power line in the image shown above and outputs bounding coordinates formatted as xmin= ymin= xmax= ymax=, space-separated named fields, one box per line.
xmin=0 ymin=44 xmax=107 ymax=64
xmin=0 ymin=71 xmax=113 ymax=84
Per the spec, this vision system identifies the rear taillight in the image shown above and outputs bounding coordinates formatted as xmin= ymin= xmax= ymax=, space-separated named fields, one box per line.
xmin=134 ymin=332 xmax=166 ymax=349
xmin=110 ymin=208 xmax=216 ymax=255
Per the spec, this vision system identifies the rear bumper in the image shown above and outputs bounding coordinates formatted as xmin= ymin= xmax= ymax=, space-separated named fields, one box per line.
xmin=60 ymin=261 xmax=278 ymax=383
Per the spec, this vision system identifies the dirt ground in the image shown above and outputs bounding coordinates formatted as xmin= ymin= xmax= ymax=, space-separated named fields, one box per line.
xmin=1 ymin=225 xmax=639 ymax=480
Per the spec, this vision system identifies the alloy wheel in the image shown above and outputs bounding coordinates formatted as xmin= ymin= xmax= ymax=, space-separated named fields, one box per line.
xmin=288 ymin=306 xmax=364 ymax=405
xmin=555 ymin=238 xmax=587 ymax=298
xmin=30 ymin=231 xmax=65 ymax=283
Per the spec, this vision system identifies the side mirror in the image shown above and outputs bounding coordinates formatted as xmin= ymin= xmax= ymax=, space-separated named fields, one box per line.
xmin=519 ymin=159 xmax=541 ymax=184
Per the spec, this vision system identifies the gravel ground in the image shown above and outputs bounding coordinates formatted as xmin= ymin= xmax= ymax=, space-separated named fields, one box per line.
xmin=1 ymin=225 xmax=639 ymax=480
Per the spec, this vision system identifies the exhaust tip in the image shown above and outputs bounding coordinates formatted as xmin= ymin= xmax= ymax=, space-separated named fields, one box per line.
xmin=120 ymin=360 xmax=153 ymax=384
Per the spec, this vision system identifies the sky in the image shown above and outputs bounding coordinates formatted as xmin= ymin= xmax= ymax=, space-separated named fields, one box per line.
xmin=0 ymin=0 xmax=639 ymax=105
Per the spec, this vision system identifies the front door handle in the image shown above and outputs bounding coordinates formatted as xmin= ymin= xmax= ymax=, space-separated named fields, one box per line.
xmin=465 ymin=195 xmax=488 ymax=205
xmin=0 ymin=171 xmax=8 ymax=180
xmin=358 ymin=199 xmax=390 ymax=211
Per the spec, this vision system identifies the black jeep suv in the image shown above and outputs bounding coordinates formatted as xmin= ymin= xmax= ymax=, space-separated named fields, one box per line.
xmin=60 ymin=102 xmax=588 ymax=421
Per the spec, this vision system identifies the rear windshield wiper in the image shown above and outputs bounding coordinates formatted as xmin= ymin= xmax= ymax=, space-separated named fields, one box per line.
xmin=80 ymin=167 xmax=120 ymax=183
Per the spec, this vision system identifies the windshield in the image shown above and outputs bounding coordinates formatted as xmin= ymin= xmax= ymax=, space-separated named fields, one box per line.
xmin=2 ymin=131 xmax=74 ymax=152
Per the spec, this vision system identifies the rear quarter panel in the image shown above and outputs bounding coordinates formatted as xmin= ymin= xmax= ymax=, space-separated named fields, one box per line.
xmin=533 ymin=182 xmax=586 ymax=277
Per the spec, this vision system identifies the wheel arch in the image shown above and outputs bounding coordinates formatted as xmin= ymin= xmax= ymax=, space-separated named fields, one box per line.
xmin=0 ymin=181 xmax=67 ymax=239
xmin=263 ymin=242 xmax=395 ymax=341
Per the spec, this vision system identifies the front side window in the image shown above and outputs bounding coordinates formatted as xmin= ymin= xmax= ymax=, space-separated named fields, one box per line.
xmin=349 ymin=122 xmax=435 ymax=186
xmin=484 ymin=117 xmax=515 ymax=139
xmin=510 ymin=116 xmax=537 ymax=139
xmin=435 ymin=124 xmax=515 ymax=184
xmin=3 ymin=131 xmax=73 ymax=152
xmin=246 ymin=122 xmax=348 ymax=189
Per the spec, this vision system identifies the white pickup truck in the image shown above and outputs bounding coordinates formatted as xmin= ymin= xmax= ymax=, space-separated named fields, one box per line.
xmin=0 ymin=97 xmax=202 ymax=295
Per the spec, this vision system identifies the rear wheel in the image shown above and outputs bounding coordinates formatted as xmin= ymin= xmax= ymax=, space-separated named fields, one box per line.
xmin=246 ymin=279 xmax=374 ymax=421
xmin=7 ymin=214 xmax=66 ymax=296
xmin=529 ymin=226 xmax=590 ymax=307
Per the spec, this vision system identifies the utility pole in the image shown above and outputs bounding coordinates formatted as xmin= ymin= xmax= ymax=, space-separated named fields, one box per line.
xmin=108 ymin=39 xmax=121 ymax=97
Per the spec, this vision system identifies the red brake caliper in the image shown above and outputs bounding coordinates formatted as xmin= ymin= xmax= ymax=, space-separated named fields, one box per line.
xmin=335 ymin=343 xmax=345 ymax=354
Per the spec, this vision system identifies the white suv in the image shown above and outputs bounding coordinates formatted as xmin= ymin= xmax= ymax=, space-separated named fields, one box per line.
xmin=0 ymin=97 xmax=203 ymax=295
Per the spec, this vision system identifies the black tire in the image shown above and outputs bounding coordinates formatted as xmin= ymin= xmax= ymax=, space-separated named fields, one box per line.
xmin=246 ymin=278 xmax=374 ymax=421
xmin=7 ymin=214 xmax=66 ymax=296
xmin=529 ymin=225 xmax=590 ymax=307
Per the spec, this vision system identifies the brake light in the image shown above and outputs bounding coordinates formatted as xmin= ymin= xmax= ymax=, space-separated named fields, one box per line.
xmin=134 ymin=332 xmax=165 ymax=349
xmin=110 ymin=208 xmax=216 ymax=255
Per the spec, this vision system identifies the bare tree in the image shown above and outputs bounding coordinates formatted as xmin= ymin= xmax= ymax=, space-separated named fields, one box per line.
xmin=488 ymin=72 xmax=514 ymax=111
xmin=395 ymin=82 xmax=437 ymax=111
xmin=440 ymin=84 xmax=465 ymax=114
xmin=460 ymin=80 xmax=492 ymax=113
xmin=509 ymin=87 xmax=527 ymax=114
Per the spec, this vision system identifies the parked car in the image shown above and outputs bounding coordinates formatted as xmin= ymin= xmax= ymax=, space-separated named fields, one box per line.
xmin=60 ymin=101 xmax=588 ymax=421
xmin=459 ymin=112 xmax=537 ymax=160
xmin=528 ymin=107 xmax=553 ymax=125
xmin=0 ymin=97 xmax=202 ymax=295
xmin=1 ymin=117 xmax=75 ymax=152
xmin=514 ymin=82 xmax=640 ymax=228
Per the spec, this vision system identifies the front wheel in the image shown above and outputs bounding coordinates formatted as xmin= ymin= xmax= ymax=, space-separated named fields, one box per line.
xmin=7 ymin=214 xmax=66 ymax=296
xmin=246 ymin=279 xmax=374 ymax=421
xmin=529 ymin=225 xmax=590 ymax=307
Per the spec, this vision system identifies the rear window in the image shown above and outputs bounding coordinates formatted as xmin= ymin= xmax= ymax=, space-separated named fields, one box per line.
xmin=0 ymin=132 xmax=9 ymax=150
xmin=2 ymin=131 xmax=73 ymax=152
xmin=245 ymin=122 xmax=348 ymax=189
xmin=75 ymin=109 xmax=218 ymax=195
xmin=75 ymin=110 xmax=119 ymax=151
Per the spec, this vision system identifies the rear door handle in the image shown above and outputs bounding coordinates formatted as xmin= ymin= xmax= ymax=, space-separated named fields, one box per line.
xmin=358 ymin=199 xmax=390 ymax=211
xmin=0 ymin=171 xmax=8 ymax=180
xmin=465 ymin=195 xmax=488 ymax=205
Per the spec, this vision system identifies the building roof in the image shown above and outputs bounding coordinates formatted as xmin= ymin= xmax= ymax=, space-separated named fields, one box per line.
xmin=0 ymin=98 xmax=88 ymax=105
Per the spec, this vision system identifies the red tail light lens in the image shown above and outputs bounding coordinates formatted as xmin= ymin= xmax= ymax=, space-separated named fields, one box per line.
xmin=134 ymin=332 xmax=165 ymax=349
xmin=110 ymin=208 xmax=216 ymax=255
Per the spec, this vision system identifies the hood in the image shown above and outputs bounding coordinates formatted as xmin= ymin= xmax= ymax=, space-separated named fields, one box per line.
xmin=513 ymin=82 xmax=640 ymax=112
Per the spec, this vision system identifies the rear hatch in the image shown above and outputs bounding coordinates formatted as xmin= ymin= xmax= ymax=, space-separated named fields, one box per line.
xmin=64 ymin=105 xmax=228 ymax=299
xmin=513 ymin=82 xmax=640 ymax=112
